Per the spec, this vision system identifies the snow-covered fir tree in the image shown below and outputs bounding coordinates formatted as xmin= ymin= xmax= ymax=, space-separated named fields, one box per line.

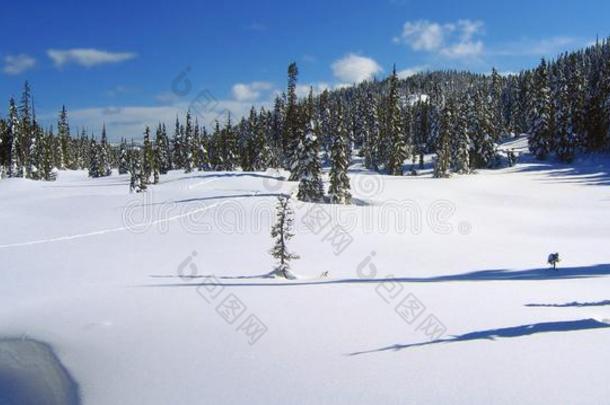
xmin=142 ymin=126 xmax=155 ymax=183
xmin=57 ymin=105 xmax=72 ymax=169
xmin=295 ymin=117 xmax=325 ymax=202
xmin=88 ymin=138 xmax=102 ymax=178
xmin=183 ymin=111 xmax=194 ymax=173
xmin=528 ymin=59 xmax=553 ymax=160
xmin=99 ymin=124 xmax=112 ymax=176
xmin=284 ymin=63 xmax=300 ymax=177
xmin=361 ymin=86 xmax=380 ymax=170
xmin=195 ymin=125 xmax=209 ymax=171
xmin=128 ymin=148 xmax=147 ymax=193
xmin=118 ymin=138 xmax=129 ymax=175
xmin=384 ymin=66 xmax=408 ymax=176
xmin=452 ymin=98 xmax=471 ymax=174
xmin=269 ymin=196 xmax=299 ymax=279
xmin=328 ymin=101 xmax=352 ymax=204
xmin=171 ymin=116 xmax=184 ymax=170
xmin=434 ymin=102 xmax=452 ymax=178
xmin=556 ymin=69 xmax=577 ymax=163
xmin=155 ymin=123 xmax=171 ymax=174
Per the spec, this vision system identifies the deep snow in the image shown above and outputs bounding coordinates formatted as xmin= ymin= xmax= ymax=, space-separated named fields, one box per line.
xmin=1 ymin=137 xmax=610 ymax=404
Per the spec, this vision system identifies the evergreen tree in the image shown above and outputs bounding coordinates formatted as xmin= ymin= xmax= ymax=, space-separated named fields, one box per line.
xmin=0 ymin=119 xmax=7 ymax=177
xmin=384 ymin=66 xmax=408 ymax=176
xmin=128 ymin=148 xmax=147 ymax=193
xmin=29 ymin=121 xmax=43 ymax=180
xmin=452 ymin=97 xmax=471 ymax=174
xmin=183 ymin=111 xmax=194 ymax=173
xmin=412 ymin=100 xmax=431 ymax=170
xmin=584 ymin=43 xmax=608 ymax=151
xmin=240 ymin=111 xmax=256 ymax=171
xmin=471 ymin=90 xmax=498 ymax=168
xmin=528 ymin=59 xmax=553 ymax=160
xmin=328 ymin=101 xmax=352 ymax=204
xmin=171 ymin=116 xmax=183 ymax=169
xmin=14 ymin=82 xmax=34 ymax=178
xmin=284 ymin=63 xmax=301 ymax=177
xmin=318 ymin=89 xmax=332 ymax=162
xmin=254 ymin=108 xmax=271 ymax=170
xmin=2 ymin=98 xmax=17 ymax=177
xmin=361 ymin=87 xmax=379 ymax=170
xmin=99 ymin=124 xmax=112 ymax=176
xmin=554 ymin=67 xmax=576 ymax=162
xmin=155 ymin=123 xmax=171 ymax=174
xmin=195 ymin=126 xmax=210 ymax=171
xmin=88 ymin=138 xmax=101 ymax=178
xmin=152 ymin=142 xmax=161 ymax=185
xmin=489 ymin=68 xmax=505 ymax=139
xmin=142 ymin=126 xmax=154 ymax=183
xmin=58 ymin=105 xmax=72 ymax=169
xmin=269 ymin=96 xmax=285 ymax=168
xmin=566 ymin=54 xmax=587 ymax=149
xmin=434 ymin=102 xmax=452 ymax=178
xmin=269 ymin=196 xmax=299 ymax=279
xmin=118 ymin=138 xmax=129 ymax=174
xmin=39 ymin=127 xmax=57 ymax=181
xmin=295 ymin=118 xmax=325 ymax=202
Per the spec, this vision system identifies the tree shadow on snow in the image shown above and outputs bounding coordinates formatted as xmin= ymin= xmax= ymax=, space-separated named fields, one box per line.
xmin=141 ymin=192 xmax=290 ymax=207
xmin=144 ymin=264 xmax=610 ymax=288
xmin=525 ymin=300 xmax=610 ymax=308
xmin=159 ymin=172 xmax=286 ymax=185
xmin=348 ymin=318 xmax=610 ymax=356
xmin=512 ymin=155 xmax=610 ymax=186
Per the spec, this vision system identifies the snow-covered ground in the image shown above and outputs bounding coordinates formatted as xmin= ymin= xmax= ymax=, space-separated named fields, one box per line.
xmin=2 ymin=138 xmax=610 ymax=404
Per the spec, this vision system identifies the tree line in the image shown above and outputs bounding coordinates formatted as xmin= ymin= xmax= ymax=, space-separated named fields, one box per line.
xmin=1 ymin=38 xmax=609 ymax=200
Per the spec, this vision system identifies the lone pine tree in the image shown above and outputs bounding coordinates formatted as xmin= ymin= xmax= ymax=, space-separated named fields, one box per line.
xmin=269 ymin=196 xmax=299 ymax=279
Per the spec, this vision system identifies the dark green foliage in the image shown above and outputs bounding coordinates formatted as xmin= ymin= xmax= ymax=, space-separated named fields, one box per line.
xmin=269 ymin=196 xmax=299 ymax=279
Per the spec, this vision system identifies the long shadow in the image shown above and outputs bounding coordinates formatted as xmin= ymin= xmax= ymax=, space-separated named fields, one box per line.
xmin=143 ymin=264 xmax=610 ymax=289
xmin=142 ymin=192 xmax=289 ymax=207
xmin=526 ymin=300 xmax=610 ymax=308
xmin=159 ymin=172 xmax=286 ymax=185
xmin=349 ymin=318 xmax=610 ymax=356
xmin=512 ymin=155 xmax=610 ymax=186
xmin=44 ymin=181 xmax=130 ymax=188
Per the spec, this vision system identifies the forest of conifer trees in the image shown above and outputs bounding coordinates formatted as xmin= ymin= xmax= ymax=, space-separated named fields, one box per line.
xmin=1 ymin=39 xmax=609 ymax=198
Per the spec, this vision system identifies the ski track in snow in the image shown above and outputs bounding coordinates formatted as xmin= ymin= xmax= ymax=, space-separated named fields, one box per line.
xmin=0 ymin=191 xmax=259 ymax=250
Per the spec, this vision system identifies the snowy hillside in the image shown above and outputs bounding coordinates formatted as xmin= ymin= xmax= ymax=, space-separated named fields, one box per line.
xmin=1 ymin=140 xmax=610 ymax=404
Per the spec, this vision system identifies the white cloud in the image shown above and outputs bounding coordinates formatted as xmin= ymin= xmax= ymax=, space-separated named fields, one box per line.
xmin=395 ymin=20 xmax=445 ymax=51
xmin=47 ymin=48 xmax=137 ymax=68
xmin=3 ymin=54 xmax=36 ymax=75
xmin=394 ymin=19 xmax=484 ymax=59
xmin=232 ymin=81 xmax=274 ymax=102
xmin=397 ymin=65 xmax=427 ymax=79
xmin=331 ymin=54 xmax=383 ymax=84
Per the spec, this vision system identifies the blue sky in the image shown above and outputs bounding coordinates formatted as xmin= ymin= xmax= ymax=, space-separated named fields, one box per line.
xmin=1 ymin=0 xmax=608 ymax=141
